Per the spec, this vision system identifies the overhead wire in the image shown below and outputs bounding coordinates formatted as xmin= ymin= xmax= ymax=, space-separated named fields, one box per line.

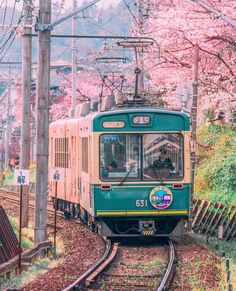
xmin=0 ymin=0 xmax=5 ymax=9
xmin=1 ymin=0 xmax=8 ymax=32
xmin=0 ymin=0 xmax=20 ymax=48
xmin=122 ymin=0 xmax=140 ymax=28
xmin=9 ymin=0 xmax=17 ymax=29
xmin=0 ymin=33 xmax=17 ymax=61
xmin=50 ymin=0 xmax=131 ymax=66
xmin=83 ymin=17 xmax=116 ymax=36
xmin=55 ymin=0 xmax=66 ymax=18
xmin=23 ymin=0 xmax=35 ymax=9
xmin=0 ymin=2 xmax=25 ymax=61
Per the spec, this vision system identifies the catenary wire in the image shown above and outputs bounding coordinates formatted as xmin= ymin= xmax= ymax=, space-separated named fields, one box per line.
xmin=1 ymin=0 xmax=8 ymax=32
xmin=0 ymin=5 xmax=24 ymax=61
xmin=122 ymin=0 xmax=140 ymax=28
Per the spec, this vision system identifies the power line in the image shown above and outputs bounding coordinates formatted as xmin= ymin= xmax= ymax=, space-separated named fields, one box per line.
xmin=122 ymin=0 xmax=140 ymax=28
xmin=56 ymin=0 xmax=66 ymax=18
xmin=0 ymin=0 xmax=5 ymax=9
xmin=23 ymin=0 xmax=36 ymax=9
xmin=9 ymin=0 xmax=17 ymax=28
xmin=0 ymin=32 xmax=17 ymax=61
xmin=189 ymin=0 xmax=236 ymax=29
xmin=83 ymin=17 xmax=116 ymax=36
xmin=0 ymin=6 xmax=24 ymax=60
xmin=1 ymin=0 xmax=8 ymax=32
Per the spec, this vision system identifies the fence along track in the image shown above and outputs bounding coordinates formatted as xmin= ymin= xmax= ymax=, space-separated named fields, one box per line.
xmin=0 ymin=206 xmax=19 ymax=264
xmin=193 ymin=199 xmax=236 ymax=240
xmin=62 ymin=240 xmax=118 ymax=291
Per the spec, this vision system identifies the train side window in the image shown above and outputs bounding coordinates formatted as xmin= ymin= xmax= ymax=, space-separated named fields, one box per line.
xmin=82 ymin=137 xmax=89 ymax=173
xmin=54 ymin=137 xmax=69 ymax=168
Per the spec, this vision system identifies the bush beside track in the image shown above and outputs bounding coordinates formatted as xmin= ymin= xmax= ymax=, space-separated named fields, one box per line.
xmin=195 ymin=124 xmax=236 ymax=206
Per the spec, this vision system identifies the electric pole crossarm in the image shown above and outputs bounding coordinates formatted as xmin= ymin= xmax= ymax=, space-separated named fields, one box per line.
xmin=26 ymin=34 xmax=161 ymax=58
xmin=190 ymin=0 xmax=236 ymax=29
xmin=36 ymin=0 xmax=101 ymax=31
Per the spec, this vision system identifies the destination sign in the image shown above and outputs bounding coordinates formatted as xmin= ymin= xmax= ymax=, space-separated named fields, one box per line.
xmin=103 ymin=121 xmax=125 ymax=128
xmin=132 ymin=116 xmax=151 ymax=125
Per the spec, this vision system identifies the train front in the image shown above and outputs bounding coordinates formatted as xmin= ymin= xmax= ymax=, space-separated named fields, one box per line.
xmin=92 ymin=109 xmax=191 ymax=237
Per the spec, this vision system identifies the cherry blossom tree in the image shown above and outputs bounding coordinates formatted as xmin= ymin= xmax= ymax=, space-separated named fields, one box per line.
xmin=50 ymin=71 xmax=101 ymax=121
xmin=140 ymin=0 xmax=236 ymax=117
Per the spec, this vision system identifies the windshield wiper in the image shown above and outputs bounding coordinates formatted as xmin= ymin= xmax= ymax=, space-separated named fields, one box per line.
xmin=146 ymin=160 xmax=163 ymax=184
xmin=119 ymin=163 xmax=136 ymax=186
xmin=151 ymin=165 xmax=163 ymax=184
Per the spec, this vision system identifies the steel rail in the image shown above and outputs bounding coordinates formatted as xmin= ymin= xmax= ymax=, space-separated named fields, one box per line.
xmin=157 ymin=239 xmax=176 ymax=291
xmin=62 ymin=240 xmax=118 ymax=291
xmin=0 ymin=189 xmax=55 ymax=215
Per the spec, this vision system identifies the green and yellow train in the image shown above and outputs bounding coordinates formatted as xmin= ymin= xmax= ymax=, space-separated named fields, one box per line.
xmin=49 ymin=100 xmax=191 ymax=237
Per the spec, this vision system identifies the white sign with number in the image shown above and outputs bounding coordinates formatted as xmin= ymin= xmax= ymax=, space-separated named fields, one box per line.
xmin=14 ymin=169 xmax=30 ymax=185
xmin=51 ymin=169 xmax=64 ymax=181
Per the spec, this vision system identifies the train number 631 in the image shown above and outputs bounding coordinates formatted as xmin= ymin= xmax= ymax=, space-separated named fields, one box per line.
xmin=136 ymin=199 xmax=148 ymax=207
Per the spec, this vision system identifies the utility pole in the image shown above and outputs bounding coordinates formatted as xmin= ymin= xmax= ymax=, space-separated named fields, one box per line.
xmin=138 ymin=0 xmax=144 ymax=92
xmin=71 ymin=0 xmax=78 ymax=117
xmin=5 ymin=72 xmax=11 ymax=175
xmin=34 ymin=0 xmax=51 ymax=243
xmin=21 ymin=1 xmax=32 ymax=228
xmin=189 ymin=44 xmax=199 ymax=228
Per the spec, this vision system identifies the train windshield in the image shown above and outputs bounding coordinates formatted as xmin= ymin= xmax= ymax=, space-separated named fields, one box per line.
xmin=100 ymin=133 xmax=183 ymax=181
xmin=100 ymin=134 xmax=141 ymax=181
xmin=143 ymin=133 xmax=183 ymax=181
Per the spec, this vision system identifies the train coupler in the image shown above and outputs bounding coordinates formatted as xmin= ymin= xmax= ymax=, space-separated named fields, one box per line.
xmin=139 ymin=220 xmax=156 ymax=236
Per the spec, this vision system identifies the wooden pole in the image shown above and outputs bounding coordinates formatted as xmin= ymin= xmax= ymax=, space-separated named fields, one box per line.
xmin=138 ymin=0 xmax=144 ymax=92
xmin=34 ymin=0 xmax=51 ymax=243
xmin=189 ymin=44 xmax=199 ymax=227
xmin=18 ymin=185 xmax=23 ymax=273
xmin=53 ymin=181 xmax=58 ymax=250
xmin=21 ymin=1 xmax=32 ymax=228
xmin=71 ymin=0 xmax=78 ymax=117
xmin=4 ymin=75 xmax=11 ymax=174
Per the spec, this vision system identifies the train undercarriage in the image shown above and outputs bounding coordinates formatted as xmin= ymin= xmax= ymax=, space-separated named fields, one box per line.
xmin=53 ymin=198 xmax=186 ymax=238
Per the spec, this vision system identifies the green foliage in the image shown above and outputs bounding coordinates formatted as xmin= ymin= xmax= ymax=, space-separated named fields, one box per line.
xmin=202 ymin=107 xmax=215 ymax=124
xmin=2 ymin=163 xmax=36 ymax=186
xmin=8 ymin=216 xmax=34 ymax=250
xmin=228 ymin=107 xmax=236 ymax=128
xmin=212 ymin=153 xmax=236 ymax=205
xmin=3 ymin=170 xmax=14 ymax=185
xmin=0 ymin=257 xmax=51 ymax=290
xmin=195 ymin=124 xmax=236 ymax=205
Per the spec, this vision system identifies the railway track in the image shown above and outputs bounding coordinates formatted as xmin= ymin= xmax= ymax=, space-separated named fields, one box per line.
xmin=0 ymin=188 xmax=54 ymax=213
xmin=62 ymin=239 xmax=176 ymax=291
xmin=1 ymin=188 xmax=177 ymax=290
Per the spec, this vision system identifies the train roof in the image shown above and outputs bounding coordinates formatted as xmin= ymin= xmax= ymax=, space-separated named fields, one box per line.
xmin=92 ymin=107 xmax=190 ymax=118
xmin=50 ymin=108 xmax=190 ymax=131
xmin=92 ymin=107 xmax=190 ymax=131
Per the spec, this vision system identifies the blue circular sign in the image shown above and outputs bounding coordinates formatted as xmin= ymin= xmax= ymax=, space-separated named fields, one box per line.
xmin=149 ymin=186 xmax=173 ymax=209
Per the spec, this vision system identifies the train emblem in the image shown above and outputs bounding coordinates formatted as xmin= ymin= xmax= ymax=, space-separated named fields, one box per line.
xmin=149 ymin=186 xmax=173 ymax=209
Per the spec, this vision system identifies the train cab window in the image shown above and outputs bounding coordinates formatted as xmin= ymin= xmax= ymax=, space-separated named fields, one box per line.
xmin=143 ymin=133 xmax=183 ymax=181
xmin=100 ymin=134 xmax=141 ymax=181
